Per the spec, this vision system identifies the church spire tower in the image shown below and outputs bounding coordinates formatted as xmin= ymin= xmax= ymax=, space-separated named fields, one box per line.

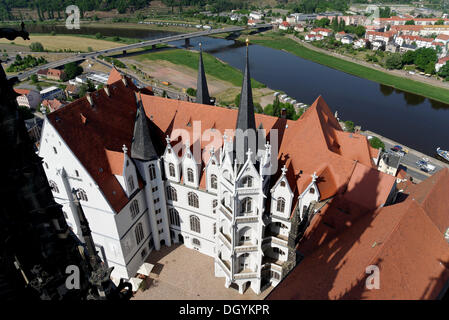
xmin=131 ymin=93 xmax=158 ymax=161
xmin=234 ymin=38 xmax=257 ymax=164
xmin=196 ymin=43 xmax=212 ymax=105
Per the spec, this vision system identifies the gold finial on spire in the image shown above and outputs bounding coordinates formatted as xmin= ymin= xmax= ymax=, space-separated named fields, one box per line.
xmin=246 ymin=38 xmax=249 ymax=46
xmin=199 ymin=42 xmax=202 ymax=48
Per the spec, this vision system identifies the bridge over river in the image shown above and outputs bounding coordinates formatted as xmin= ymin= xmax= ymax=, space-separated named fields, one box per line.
xmin=14 ymin=24 xmax=272 ymax=81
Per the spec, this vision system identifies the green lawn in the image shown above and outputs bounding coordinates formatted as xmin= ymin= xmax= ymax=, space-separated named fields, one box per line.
xmin=252 ymin=36 xmax=449 ymax=104
xmin=134 ymin=49 xmax=265 ymax=89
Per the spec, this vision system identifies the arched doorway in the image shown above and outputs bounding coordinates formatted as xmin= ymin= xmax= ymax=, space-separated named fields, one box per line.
xmin=178 ymin=234 xmax=184 ymax=244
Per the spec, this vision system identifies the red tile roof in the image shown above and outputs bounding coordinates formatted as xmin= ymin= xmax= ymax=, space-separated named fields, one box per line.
xmin=268 ymin=168 xmax=449 ymax=300
xmin=14 ymin=88 xmax=30 ymax=95
xmin=42 ymin=99 xmax=64 ymax=112
xmin=438 ymin=56 xmax=449 ymax=65
xmin=107 ymin=67 xmax=123 ymax=85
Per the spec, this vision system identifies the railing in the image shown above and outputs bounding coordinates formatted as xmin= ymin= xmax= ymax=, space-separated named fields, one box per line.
xmin=235 ymin=245 xmax=258 ymax=253
xmin=217 ymin=258 xmax=231 ymax=277
xmin=218 ymin=231 xmax=231 ymax=250
xmin=235 ymin=215 xmax=258 ymax=223
xmin=219 ymin=205 xmax=233 ymax=221
xmin=262 ymin=235 xmax=288 ymax=247
xmin=234 ymin=272 xmax=258 ymax=280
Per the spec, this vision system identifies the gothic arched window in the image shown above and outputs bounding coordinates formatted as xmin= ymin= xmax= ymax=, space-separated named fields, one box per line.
xmin=192 ymin=238 xmax=201 ymax=247
xmin=169 ymin=163 xmax=175 ymax=177
xmin=149 ymin=164 xmax=156 ymax=181
xmin=241 ymin=176 xmax=253 ymax=188
xmin=135 ymin=222 xmax=144 ymax=245
xmin=166 ymin=186 xmax=178 ymax=201
xmin=188 ymin=192 xmax=199 ymax=208
xmin=130 ymin=199 xmax=140 ymax=219
xmin=77 ymin=189 xmax=88 ymax=201
xmin=210 ymin=174 xmax=217 ymax=189
xmin=49 ymin=180 xmax=59 ymax=193
xmin=187 ymin=168 xmax=194 ymax=183
xmin=169 ymin=208 xmax=180 ymax=227
xmin=277 ymin=197 xmax=286 ymax=213
xmin=190 ymin=215 xmax=201 ymax=233
xmin=128 ymin=176 xmax=135 ymax=192
xmin=240 ymin=197 xmax=252 ymax=214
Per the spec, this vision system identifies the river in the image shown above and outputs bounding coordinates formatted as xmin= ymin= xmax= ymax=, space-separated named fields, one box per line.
xmin=23 ymin=24 xmax=449 ymax=156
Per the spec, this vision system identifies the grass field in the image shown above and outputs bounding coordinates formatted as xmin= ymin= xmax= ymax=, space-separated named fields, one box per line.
xmin=134 ymin=49 xmax=265 ymax=89
xmin=0 ymin=34 xmax=121 ymax=52
xmin=251 ymin=35 xmax=449 ymax=104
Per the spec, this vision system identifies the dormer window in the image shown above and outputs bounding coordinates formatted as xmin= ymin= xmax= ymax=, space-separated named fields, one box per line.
xmin=210 ymin=174 xmax=217 ymax=189
xmin=128 ymin=176 xmax=135 ymax=192
xmin=149 ymin=164 xmax=156 ymax=181
xmin=169 ymin=163 xmax=175 ymax=177
xmin=241 ymin=176 xmax=253 ymax=188
xmin=276 ymin=197 xmax=286 ymax=213
xmin=240 ymin=197 xmax=252 ymax=214
xmin=187 ymin=168 xmax=194 ymax=183
xmin=309 ymin=187 xmax=315 ymax=194
xmin=280 ymin=181 xmax=286 ymax=187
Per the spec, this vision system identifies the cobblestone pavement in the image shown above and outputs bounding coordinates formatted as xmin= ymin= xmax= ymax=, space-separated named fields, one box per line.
xmin=132 ymin=244 xmax=273 ymax=300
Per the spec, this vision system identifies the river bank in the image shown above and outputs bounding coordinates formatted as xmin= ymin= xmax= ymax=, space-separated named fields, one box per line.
xmin=244 ymin=32 xmax=449 ymax=105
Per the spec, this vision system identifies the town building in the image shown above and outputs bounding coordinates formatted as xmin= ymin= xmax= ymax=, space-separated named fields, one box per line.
xmin=40 ymin=86 xmax=64 ymax=101
xmin=37 ymin=68 xmax=67 ymax=81
xmin=41 ymin=98 xmax=65 ymax=113
xmin=353 ymin=38 xmax=369 ymax=49
xmin=311 ymin=28 xmax=333 ymax=37
xmin=377 ymin=151 xmax=402 ymax=177
xmin=38 ymin=46 xmax=398 ymax=295
xmin=279 ymin=21 xmax=290 ymax=31
xmin=65 ymin=84 xmax=80 ymax=98
xmin=436 ymin=56 xmax=449 ymax=72
xmin=249 ymin=12 xmax=264 ymax=20
xmin=14 ymin=88 xmax=41 ymax=110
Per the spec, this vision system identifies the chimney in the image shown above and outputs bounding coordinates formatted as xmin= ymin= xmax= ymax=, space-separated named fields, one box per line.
xmin=104 ymin=85 xmax=110 ymax=97
xmin=281 ymin=108 xmax=287 ymax=119
xmin=86 ymin=93 xmax=93 ymax=107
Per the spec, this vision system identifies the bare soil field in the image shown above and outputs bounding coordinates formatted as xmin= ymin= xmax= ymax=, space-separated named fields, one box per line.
xmin=0 ymin=35 xmax=120 ymax=52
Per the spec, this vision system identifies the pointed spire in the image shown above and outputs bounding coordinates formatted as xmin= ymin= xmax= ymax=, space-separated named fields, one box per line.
xmin=131 ymin=93 xmax=158 ymax=161
xmin=196 ymin=43 xmax=212 ymax=105
xmin=236 ymin=38 xmax=256 ymax=133
xmin=234 ymin=39 xmax=257 ymax=165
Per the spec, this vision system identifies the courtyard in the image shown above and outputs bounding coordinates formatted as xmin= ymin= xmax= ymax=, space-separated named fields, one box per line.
xmin=132 ymin=244 xmax=273 ymax=300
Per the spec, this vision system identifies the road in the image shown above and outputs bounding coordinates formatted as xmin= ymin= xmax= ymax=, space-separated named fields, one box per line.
xmin=362 ymin=130 xmax=449 ymax=182
xmin=10 ymin=24 xmax=272 ymax=82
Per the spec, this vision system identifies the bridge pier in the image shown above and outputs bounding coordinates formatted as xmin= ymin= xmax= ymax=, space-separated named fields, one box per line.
xmin=152 ymin=44 xmax=156 ymax=50
xmin=123 ymin=50 xmax=127 ymax=55
xmin=184 ymin=38 xmax=190 ymax=48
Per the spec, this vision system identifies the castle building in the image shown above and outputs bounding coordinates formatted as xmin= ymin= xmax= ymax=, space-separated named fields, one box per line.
xmin=38 ymin=46 xmax=397 ymax=295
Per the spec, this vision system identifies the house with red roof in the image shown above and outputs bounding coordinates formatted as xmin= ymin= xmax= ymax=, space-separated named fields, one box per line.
xmin=311 ymin=28 xmax=333 ymax=37
xmin=279 ymin=21 xmax=291 ymax=31
xmin=14 ymin=88 xmax=41 ymax=110
xmin=37 ymin=52 xmax=398 ymax=294
xmin=436 ymin=56 xmax=449 ymax=71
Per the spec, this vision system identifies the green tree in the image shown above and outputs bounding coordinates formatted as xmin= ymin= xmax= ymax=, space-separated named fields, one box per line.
xmin=30 ymin=74 xmax=38 ymax=83
xmin=369 ymin=137 xmax=385 ymax=150
xmin=186 ymin=88 xmax=196 ymax=96
xmin=438 ymin=62 xmax=449 ymax=78
xmin=64 ymin=62 xmax=83 ymax=80
xmin=402 ymin=50 xmax=416 ymax=65
xmin=29 ymin=42 xmax=44 ymax=52
xmin=385 ymin=54 xmax=403 ymax=70
xmin=405 ymin=20 xmax=415 ymax=25
xmin=234 ymin=93 xmax=241 ymax=107
xmin=344 ymin=120 xmax=355 ymax=132
xmin=435 ymin=19 xmax=445 ymax=25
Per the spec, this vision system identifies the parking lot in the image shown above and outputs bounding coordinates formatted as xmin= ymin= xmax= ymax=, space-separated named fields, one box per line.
xmin=132 ymin=244 xmax=273 ymax=300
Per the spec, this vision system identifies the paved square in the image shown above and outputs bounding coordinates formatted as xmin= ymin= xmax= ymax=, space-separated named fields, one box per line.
xmin=132 ymin=244 xmax=273 ymax=300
